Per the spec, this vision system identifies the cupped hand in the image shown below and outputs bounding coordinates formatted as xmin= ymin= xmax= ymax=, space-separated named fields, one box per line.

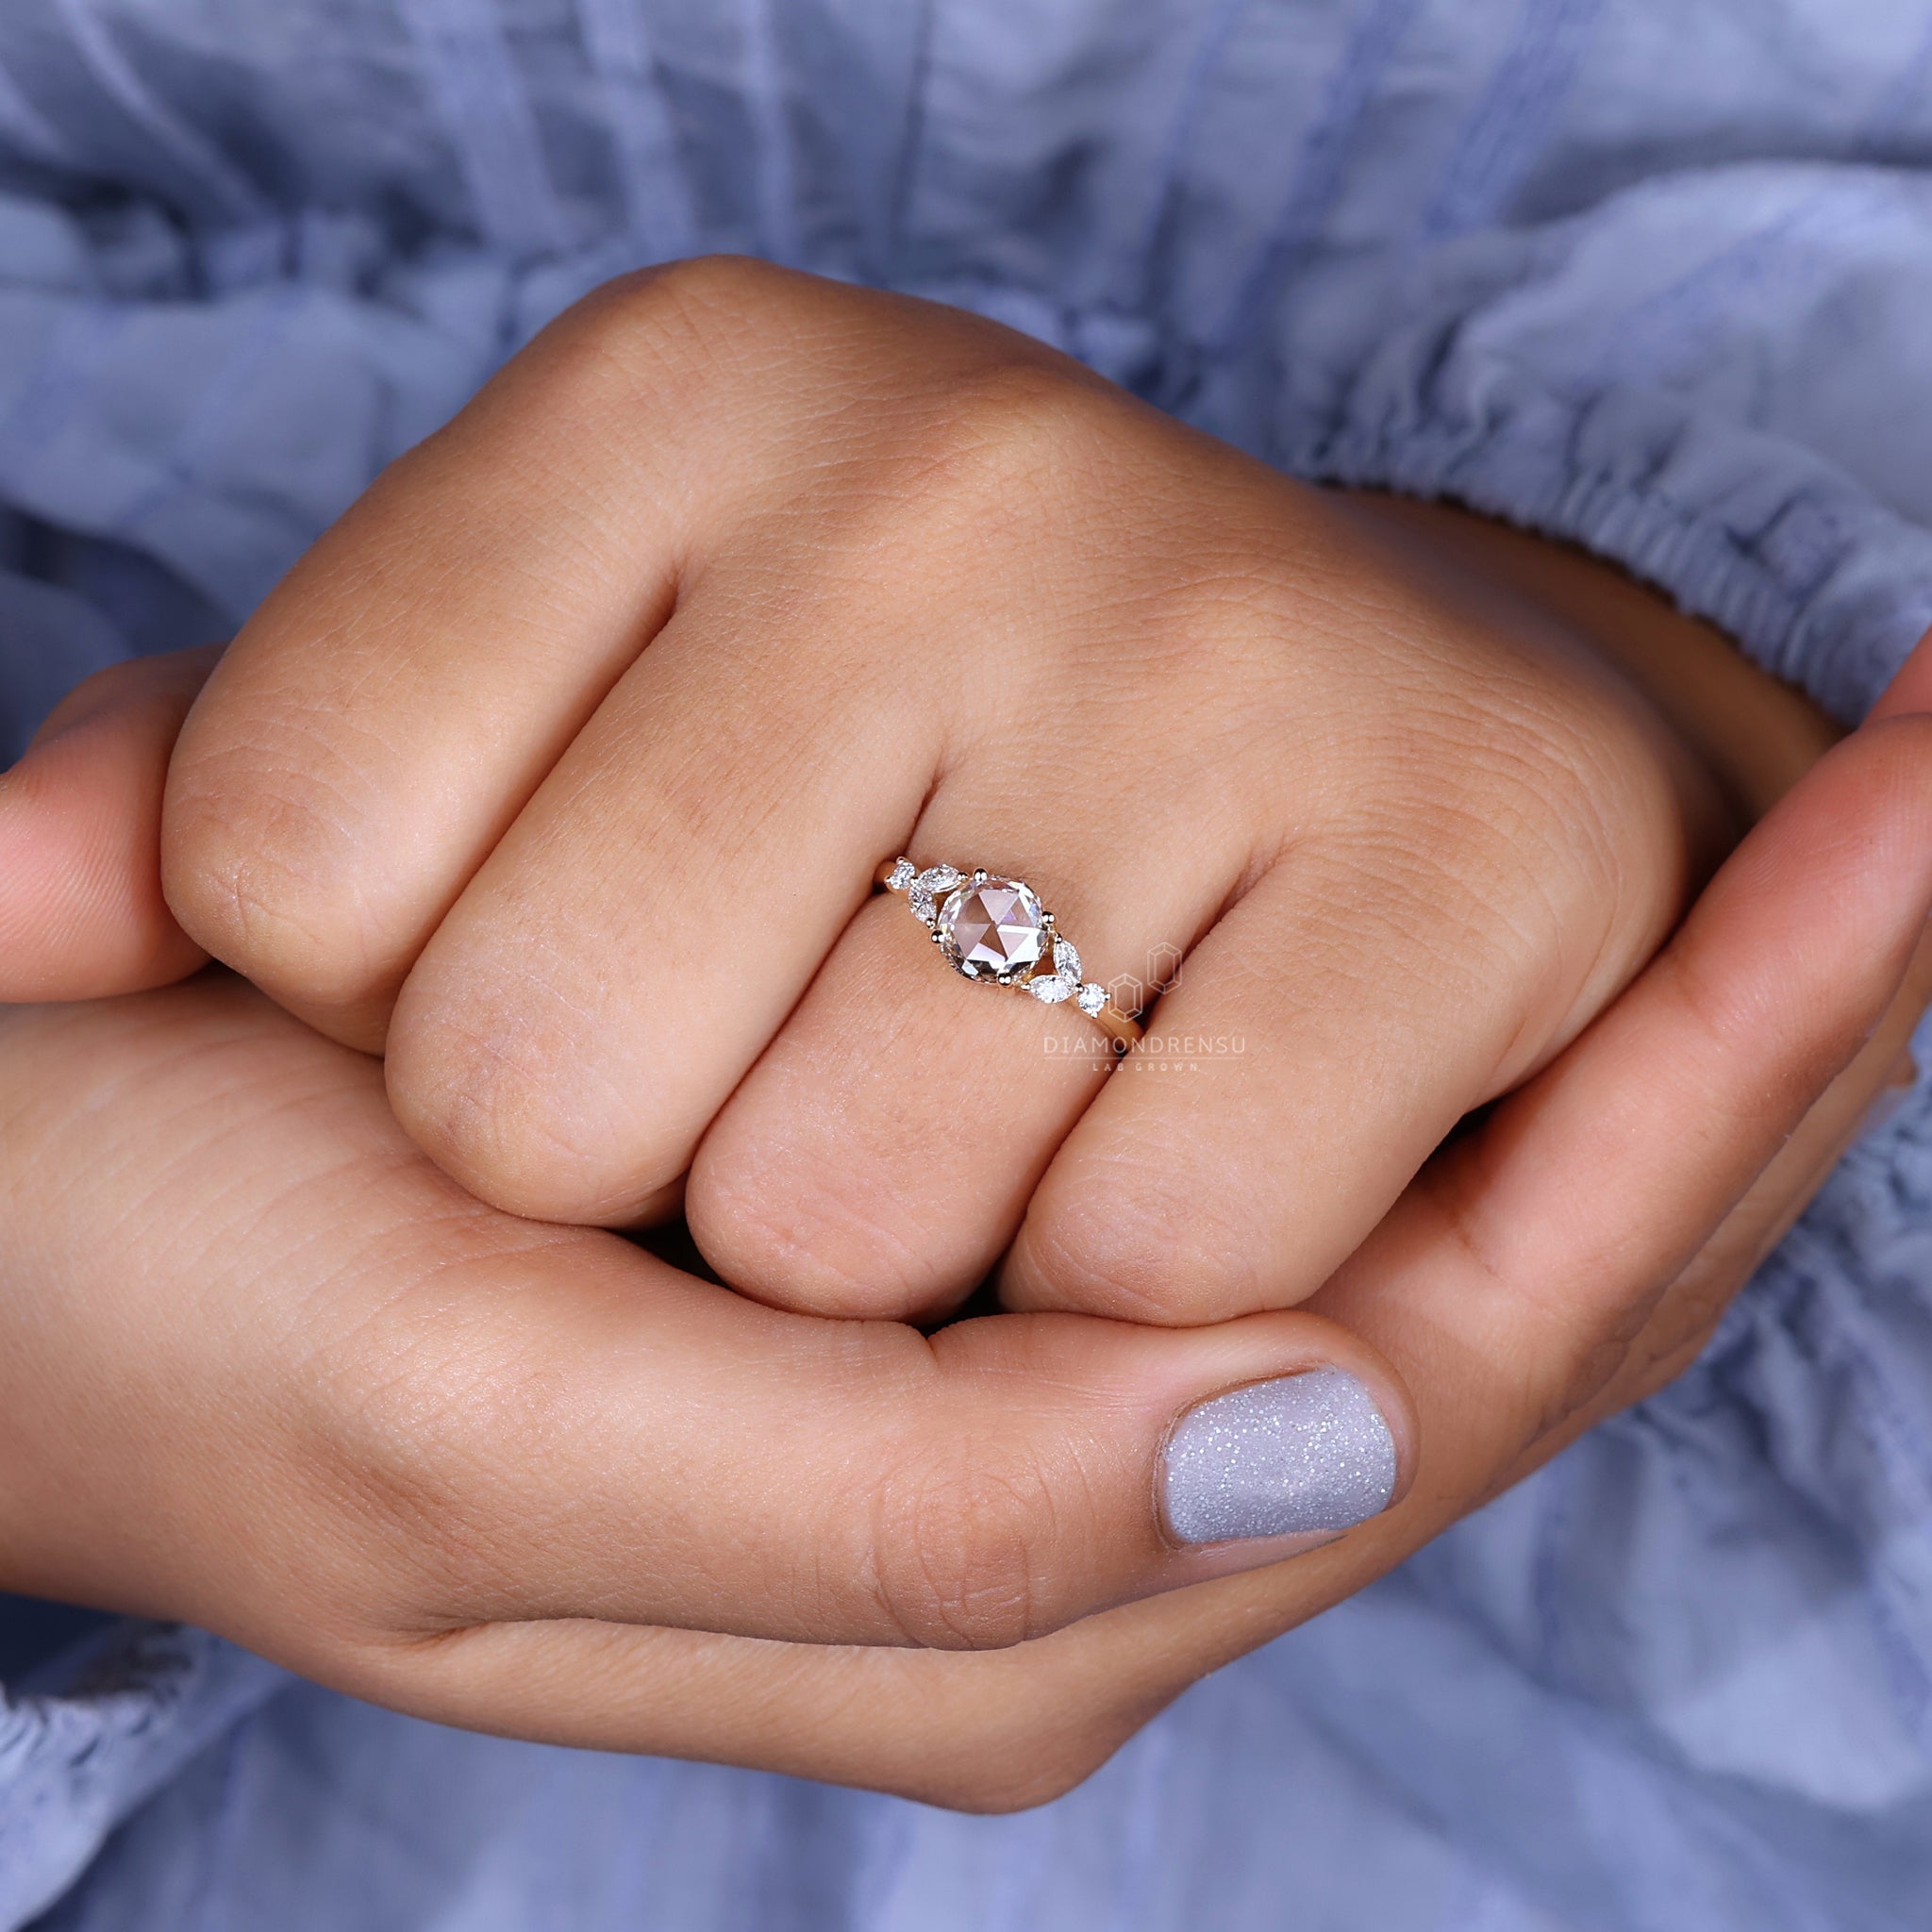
xmin=1 ymin=968 xmax=1415 ymax=1655
xmin=147 ymin=258 xmax=1735 ymax=1326
xmin=5 ymin=696 xmax=1926 ymax=1809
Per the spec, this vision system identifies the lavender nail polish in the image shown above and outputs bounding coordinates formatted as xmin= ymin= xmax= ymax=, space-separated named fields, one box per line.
xmin=1161 ymin=1370 xmax=1397 ymax=1544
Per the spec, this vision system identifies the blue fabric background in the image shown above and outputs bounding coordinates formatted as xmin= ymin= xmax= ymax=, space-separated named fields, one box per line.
xmin=6 ymin=5 xmax=1932 ymax=1927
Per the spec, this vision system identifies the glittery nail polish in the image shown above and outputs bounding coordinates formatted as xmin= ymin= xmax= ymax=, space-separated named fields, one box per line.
xmin=1161 ymin=1369 xmax=1397 ymax=1545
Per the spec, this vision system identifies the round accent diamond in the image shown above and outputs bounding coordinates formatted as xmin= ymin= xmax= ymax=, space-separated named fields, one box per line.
xmin=1075 ymin=981 xmax=1108 ymax=1017
xmin=938 ymin=876 xmax=1047 ymax=983
xmin=887 ymin=858 xmax=917 ymax=891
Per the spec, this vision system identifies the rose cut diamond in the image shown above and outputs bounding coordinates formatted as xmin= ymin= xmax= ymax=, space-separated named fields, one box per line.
xmin=881 ymin=856 xmax=1139 ymax=1045
xmin=938 ymin=876 xmax=1047 ymax=983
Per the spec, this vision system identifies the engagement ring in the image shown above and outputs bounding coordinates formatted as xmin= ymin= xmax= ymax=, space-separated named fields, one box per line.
xmin=874 ymin=858 xmax=1144 ymax=1053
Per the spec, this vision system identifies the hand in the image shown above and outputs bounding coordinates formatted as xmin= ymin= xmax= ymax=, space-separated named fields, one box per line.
xmin=0 ymin=967 xmax=1421 ymax=1657
xmin=147 ymin=258 xmax=1742 ymax=1327
xmin=3 ymin=691 xmax=1926 ymax=1809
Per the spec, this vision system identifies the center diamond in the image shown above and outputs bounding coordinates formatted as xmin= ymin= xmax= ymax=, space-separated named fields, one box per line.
xmin=938 ymin=876 xmax=1047 ymax=983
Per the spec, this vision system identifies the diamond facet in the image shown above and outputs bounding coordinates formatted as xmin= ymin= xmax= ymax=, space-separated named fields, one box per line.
xmin=1076 ymin=981 xmax=1108 ymax=1017
xmin=938 ymin=876 xmax=1047 ymax=983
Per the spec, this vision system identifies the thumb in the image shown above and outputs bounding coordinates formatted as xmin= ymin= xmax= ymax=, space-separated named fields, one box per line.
xmin=0 ymin=644 xmax=223 ymax=1002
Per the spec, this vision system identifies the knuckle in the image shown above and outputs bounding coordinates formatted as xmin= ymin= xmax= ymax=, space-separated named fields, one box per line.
xmin=1450 ymin=687 xmax=1682 ymax=923
xmin=386 ymin=994 xmax=638 ymax=1224
xmin=1427 ymin=727 xmax=1605 ymax=890
xmin=161 ymin=742 xmax=383 ymax=1004
xmin=686 ymin=1135 xmax=960 ymax=1322
xmin=602 ymin=252 xmax=794 ymax=338
xmin=1021 ymin=1224 xmax=1215 ymax=1326
xmin=896 ymin=359 xmax=1113 ymax=519
xmin=545 ymin=254 xmax=809 ymax=416
xmin=1338 ymin=705 xmax=1660 ymax=1034
xmin=868 ymin=1441 xmax=1066 ymax=1652
xmin=1359 ymin=659 xmax=1610 ymax=849
xmin=1015 ymin=1172 xmax=1268 ymax=1325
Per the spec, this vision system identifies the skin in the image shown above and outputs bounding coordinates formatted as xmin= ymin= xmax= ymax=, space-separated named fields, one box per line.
xmin=1 ymin=706 xmax=1927 ymax=1809
xmin=0 ymin=644 xmax=220 ymax=1000
xmin=154 ymin=258 xmax=1732 ymax=1327
xmin=2 ymin=258 xmax=1929 ymax=1809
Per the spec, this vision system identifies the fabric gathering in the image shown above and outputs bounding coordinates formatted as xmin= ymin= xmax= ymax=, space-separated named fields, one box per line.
xmin=4 ymin=5 xmax=1932 ymax=1929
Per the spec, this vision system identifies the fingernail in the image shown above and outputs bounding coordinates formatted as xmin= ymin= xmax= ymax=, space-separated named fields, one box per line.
xmin=1161 ymin=1369 xmax=1398 ymax=1544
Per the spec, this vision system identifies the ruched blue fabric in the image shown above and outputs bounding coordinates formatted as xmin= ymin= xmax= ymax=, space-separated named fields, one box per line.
xmin=4 ymin=6 xmax=1932 ymax=1927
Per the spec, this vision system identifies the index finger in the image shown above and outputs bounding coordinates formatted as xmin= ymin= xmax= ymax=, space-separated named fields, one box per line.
xmin=1324 ymin=708 xmax=1932 ymax=1511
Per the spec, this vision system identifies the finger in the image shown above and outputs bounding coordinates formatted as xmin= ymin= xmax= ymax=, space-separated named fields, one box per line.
xmin=347 ymin=929 xmax=1932 ymax=1809
xmin=377 ymin=298 xmax=1133 ymax=1231
xmin=352 ymin=1257 xmax=1413 ymax=1650
xmin=380 ymin=565 xmax=947 ymax=1226
xmin=1316 ymin=712 xmax=1932 ymax=1510
xmin=0 ymin=974 xmax=1417 ymax=1664
xmin=1529 ymin=624 xmax=1932 ymax=1416
xmin=1574 ymin=623 xmax=1932 ymax=1387
xmin=1534 ymin=919 xmax=1932 ymax=1461
xmin=344 ymin=706 xmax=1932 ymax=1798
xmin=684 ymin=502 xmax=1714 ymax=1324
xmin=159 ymin=275 xmax=699 ymax=1050
xmin=334 ymin=1601 xmax=1216 ymax=1812
xmin=997 ymin=649 xmax=1705 ymax=1325
xmin=338 ymin=1414 xmax=1433 ymax=1813
xmin=0 ymin=645 xmax=220 ymax=1002
xmin=159 ymin=260 xmax=1057 ymax=1053
xmin=679 ymin=758 xmax=1249 ymax=1320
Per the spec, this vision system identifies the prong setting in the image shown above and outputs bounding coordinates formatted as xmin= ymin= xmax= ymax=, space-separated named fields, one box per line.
xmin=877 ymin=855 xmax=1144 ymax=1051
